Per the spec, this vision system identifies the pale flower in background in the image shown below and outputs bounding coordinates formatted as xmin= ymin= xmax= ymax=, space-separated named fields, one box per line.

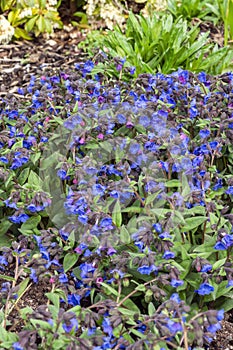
xmin=84 ymin=0 xmax=125 ymax=29
xmin=0 ymin=15 xmax=15 ymax=44
xmin=19 ymin=7 xmax=32 ymax=19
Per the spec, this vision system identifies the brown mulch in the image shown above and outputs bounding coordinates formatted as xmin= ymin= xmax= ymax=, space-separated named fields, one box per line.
xmin=0 ymin=25 xmax=88 ymax=96
xmin=0 ymin=25 xmax=233 ymax=349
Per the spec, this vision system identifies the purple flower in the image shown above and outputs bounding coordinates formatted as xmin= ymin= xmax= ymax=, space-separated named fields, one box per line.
xmin=195 ymin=283 xmax=214 ymax=295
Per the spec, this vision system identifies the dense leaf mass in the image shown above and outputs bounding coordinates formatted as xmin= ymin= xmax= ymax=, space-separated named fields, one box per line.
xmin=0 ymin=54 xmax=233 ymax=349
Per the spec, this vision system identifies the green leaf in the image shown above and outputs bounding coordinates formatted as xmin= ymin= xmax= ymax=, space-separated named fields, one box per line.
xmin=183 ymin=216 xmax=207 ymax=231
xmin=18 ymin=277 xmax=30 ymax=298
xmin=63 ymin=253 xmax=78 ymax=273
xmin=30 ymin=319 xmax=53 ymax=330
xmin=25 ymin=16 xmax=39 ymax=32
xmin=18 ymin=168 xmax=30 ymax=185
xmin=28 ymin=170 xmax=42 ymax=188
xmin=37 ymin=15 xmax=46 ymax=32
xmin=14 ymin=27 xmax=32 ymax=40
xmin=148 ymin=302 xmax=156 ymax=316
xmin=122 ymin=298 xmax=140 ymax=313
xmin=118 ymin=307 xmax=137 ymax=316
xmin=212 ymin=258 xmax=227 ymax=271
xmin=112 ymin=200 xmax=122 ymax=227
xmin=120 ymin=225 xmax=131 ymax=244
xmin=135 ymin=284 xmax=146 ymax=292
xmin=20 ymin=215 xmax=41 ymax=231
xmin=46 ymin=292 xmax=60 ymax=309
xmin=100 ymin=282 xmax=119 ymax=297
xmin=0 ymin=274 xmax=15 ymax=282
xmin=165 ymin=179 xmax=181 ymax=188
xmin=0 ymin=219 xmax=12 ymax=246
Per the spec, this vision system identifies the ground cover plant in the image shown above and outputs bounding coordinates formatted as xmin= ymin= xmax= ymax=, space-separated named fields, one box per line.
xmin=0 ymin=50 xmax=233 ymax=349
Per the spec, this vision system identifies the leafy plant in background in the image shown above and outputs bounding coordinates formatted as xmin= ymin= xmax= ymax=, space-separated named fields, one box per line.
xmin=166 ymin=0 xmax=213 ymax=21
xmin=94 ymin=12 xmax=233 ymax=76
xmin=218 ymin=0 xmax=233 ymax=46
xmin=0 ymin=0 xmax=63 ymax=41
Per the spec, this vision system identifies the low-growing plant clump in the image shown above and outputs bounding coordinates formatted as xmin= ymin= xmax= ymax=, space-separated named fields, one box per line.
xmin=0 ymin=53 xmax=233 ymax=349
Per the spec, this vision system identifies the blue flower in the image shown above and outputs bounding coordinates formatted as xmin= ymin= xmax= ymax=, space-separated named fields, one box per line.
xmin=12 ymin=342 xmax=24 ymax=350
xmin=62 ymin=316 xmax=78 ymax=333
xmin=59 ymin=273 xmax=68 ymax=283
xmin=159 ymin=232 xmax=172 ymax=240
xmin=170 ymin=279 xmax=184 ymax=287
xmin=163 ymin=251 xmax=175 ymax=260
xmin=225 ymin=186 xmax=233 ymax=195
xmin=92 ymin=184 xmax=106 ymax=196
xmin=79 ymin=262 xmax=95 ymax=278
xmin=207 ymin=322 xmax=221 ymax=333
xmin=99 ymin=217 xmax=113 ymax=228
xmin=214 ymin=241 xmax=227 ymax=250
xmin=170 ymin=293 xmax=181 ymax=303
xmin=30 ymin=268 xmax=38 ymax=283
xmin=0 ymin=255 xmax=8 ymax=266
xmin=195 ymin=283 xmax=214 ymax=295
xmin=137 ymin=265 xmax=157 ymax=275
xmin=129 ymin=143 xmax=140 ymax=155
xmin=102 ymin=317 xmax=113 ymax=336
xmin=201 ymin=264 xmax=212 ymax=272
xmin=217 ymin=309 xmax=224 ymax=321
xmin=153 ymin=223 xmax=162 ymax=233
xmin=78 ymin=214 xmax=88 ymax=225
xmin=67 ymin=294 xmax=81 ymax=306
xmin=209 ymin=141 xmax=218 ymax=150
xmin=9 ymin=213 xmax=29 ymax=224
xmin=130 ymin=66 xmax=136 ymax=74
xmin=0 ymin=156 xmax=8 ymax=163
xmin=166 ymin=319 xmax=183 ymax=334
xmin=57 ymin=169 xmax=68 ymax=180
xmin=199 ymin=129 xmax=210 ymax=138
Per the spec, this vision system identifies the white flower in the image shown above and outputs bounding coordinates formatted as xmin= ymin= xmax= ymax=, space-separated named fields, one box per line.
xmin=0 ymin=15 xmax=15 ymax=44
xmin=48 ymin=0 xmax=57 ymax=5
xmin=19 ymin=7 xmax=32 ymax=19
